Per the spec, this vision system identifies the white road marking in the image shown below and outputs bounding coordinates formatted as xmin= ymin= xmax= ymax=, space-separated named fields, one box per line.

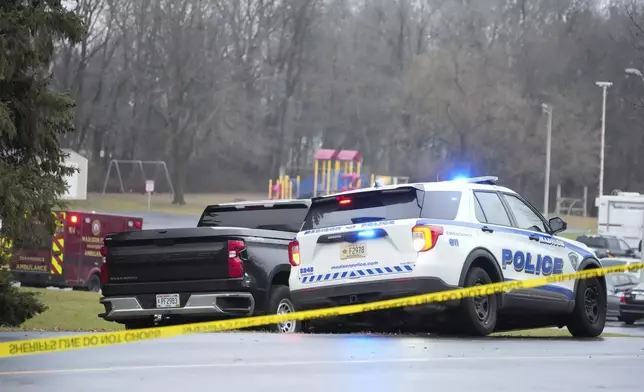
xmin=1 ymin=354 xmax=642 ymax=376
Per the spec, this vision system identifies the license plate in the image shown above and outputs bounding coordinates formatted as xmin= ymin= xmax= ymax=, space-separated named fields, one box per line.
xmin=635 ymin=294 xmax=644 ymax=302
xmin=340 ymin=243 xmax=366 ymax=260
xmin=156 ymin=294 xmax=180 ymax=308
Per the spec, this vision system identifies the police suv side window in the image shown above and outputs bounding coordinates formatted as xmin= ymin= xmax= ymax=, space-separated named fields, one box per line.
xmin=503 ymin=194 xmax=546 ymax=233
xmin=473 ymin=192 xmax=512 ymax=226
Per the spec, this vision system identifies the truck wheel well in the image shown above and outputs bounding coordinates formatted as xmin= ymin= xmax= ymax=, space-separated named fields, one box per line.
xmin=271 ymin=271 xmax=290 ymax=287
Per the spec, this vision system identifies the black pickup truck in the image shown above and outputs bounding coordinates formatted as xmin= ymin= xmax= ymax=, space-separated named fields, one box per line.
xmin=98 ymin=199 xmax=310 ymax=332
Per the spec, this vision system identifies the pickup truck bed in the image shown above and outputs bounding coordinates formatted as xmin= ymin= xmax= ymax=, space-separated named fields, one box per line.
xmin=99 ymin=199 xmax=310 ymax=331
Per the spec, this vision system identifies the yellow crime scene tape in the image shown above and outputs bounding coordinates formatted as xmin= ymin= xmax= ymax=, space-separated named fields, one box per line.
xmin=1 ymin=262 xmax=643 ymax=359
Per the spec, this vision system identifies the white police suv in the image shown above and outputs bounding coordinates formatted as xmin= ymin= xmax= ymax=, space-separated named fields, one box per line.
xmin=287 ymin=176 xmax=606 ymax=337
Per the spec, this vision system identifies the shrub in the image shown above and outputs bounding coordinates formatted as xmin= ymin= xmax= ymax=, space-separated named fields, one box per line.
xmin=0 ymin=270 xmax=48 ymax=327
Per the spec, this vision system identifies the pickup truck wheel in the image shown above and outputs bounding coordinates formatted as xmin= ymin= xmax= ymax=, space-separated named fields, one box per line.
xmin=457 ymin=267 xmax=497 ymax=336
xmin=268 ymin=285 xmax=301 ymax=333
xmin=566 ymin=276 xmax=606 ymax=337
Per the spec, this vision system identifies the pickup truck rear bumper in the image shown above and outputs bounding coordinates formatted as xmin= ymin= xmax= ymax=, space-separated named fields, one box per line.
xmin=99 ymin=292 xmax=255 ymax=322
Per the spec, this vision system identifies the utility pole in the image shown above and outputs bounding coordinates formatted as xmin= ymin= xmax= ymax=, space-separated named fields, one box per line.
xmin=541 ymin=103 xmax=553 ymax=218
xmin=595 ymin=81 xmax=612 ymax=198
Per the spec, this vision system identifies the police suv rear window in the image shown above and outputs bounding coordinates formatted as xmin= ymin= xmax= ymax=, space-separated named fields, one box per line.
xmin=301 ymin=189 xmax=461 ymax=230
xmin=198 ymin=204 xmax=308 ymax=233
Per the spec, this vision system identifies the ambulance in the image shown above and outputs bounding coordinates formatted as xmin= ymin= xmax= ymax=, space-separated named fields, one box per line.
xmin=2 ymin=211 xmax=143 ymax=292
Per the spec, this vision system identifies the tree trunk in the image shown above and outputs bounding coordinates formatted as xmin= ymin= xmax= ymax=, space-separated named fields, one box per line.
xmin=171 ymin=142 xmax=187 ymax=205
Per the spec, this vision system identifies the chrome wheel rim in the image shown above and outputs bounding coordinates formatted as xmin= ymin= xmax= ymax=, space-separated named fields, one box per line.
xmin=277 ymin=299 xmax=296 ymax=333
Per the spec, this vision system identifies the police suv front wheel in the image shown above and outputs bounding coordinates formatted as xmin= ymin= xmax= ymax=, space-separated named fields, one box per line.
xmin=457 ymin=267 xmax=498 ymax=336
xmin=566 ymin=276 xmax=606 ymax=338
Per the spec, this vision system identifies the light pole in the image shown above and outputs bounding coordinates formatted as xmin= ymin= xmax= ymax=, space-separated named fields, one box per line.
xmin=595 ymin=81 xmax=612 ymax=198
xmin=541 ymin=103 xmax=553 ymax=218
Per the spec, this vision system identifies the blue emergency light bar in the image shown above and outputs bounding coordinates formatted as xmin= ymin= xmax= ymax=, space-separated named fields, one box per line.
xmin=449 ymin=176 xmax=499 ymax=185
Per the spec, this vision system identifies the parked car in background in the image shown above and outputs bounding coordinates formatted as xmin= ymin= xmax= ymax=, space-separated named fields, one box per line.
xmin=599 ymin=257 xmax=643 ymax=282
xmin=576 ymin=234 xmax=637 ymax=259
xmin=618 ymin=282 xmax=644 ymax=325
xmin=606 ymin=273 xmax=640 ymax=319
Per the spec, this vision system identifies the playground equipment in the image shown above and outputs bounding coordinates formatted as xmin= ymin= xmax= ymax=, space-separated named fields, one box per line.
xmin=369 ymin=174 xmax=410 ymax=187
xmin=268 ymin=175 xmax=301 ymax=200
xmin=267 ymin=148 xmax=408 ymax=199
xmin=313 ymin=149 xmax=362 ymax=196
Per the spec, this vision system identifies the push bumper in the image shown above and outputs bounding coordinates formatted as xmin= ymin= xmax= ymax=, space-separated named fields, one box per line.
xmin=99 ymin=292 xmax=255 ymax=322
xmin=291 ymin=277 xmax=460 ymax=312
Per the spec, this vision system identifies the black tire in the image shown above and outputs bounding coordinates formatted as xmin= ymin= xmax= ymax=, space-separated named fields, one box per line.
xmin=267 ymin=285 xmax=301 ymax=333
xmin=457 ymin=267 xmax=498 ymax=336
xmin=618 ymin=317 xmax=636 ymax=325
xmin=87 ymin=274 xmax=101 ymax=293
xmin=566 ymin=276 xmax=606 ymax=337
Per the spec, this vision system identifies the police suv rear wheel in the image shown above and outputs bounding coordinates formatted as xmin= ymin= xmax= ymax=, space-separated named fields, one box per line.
xmin=268 ymin=285 xmax=302 ymax=334
xmin=566 ymin=276 xmax=606 ymax=337
xmin=458 ymin=267 xmax=497 ymax=336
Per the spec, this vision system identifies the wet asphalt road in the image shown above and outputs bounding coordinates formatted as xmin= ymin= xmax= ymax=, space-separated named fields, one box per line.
xmin=1 ymin=330 xmax=644 ymax=392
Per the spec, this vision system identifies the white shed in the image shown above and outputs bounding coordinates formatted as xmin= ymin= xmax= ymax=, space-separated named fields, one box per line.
xmin=61 ymin=149 xmax=88 ymax=200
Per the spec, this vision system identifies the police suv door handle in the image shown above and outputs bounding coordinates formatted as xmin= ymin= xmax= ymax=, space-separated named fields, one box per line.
xmin=481 ymin=226 xmax=494 ymax=233
xmin=529 ymin=234 xmax=540 ymax=242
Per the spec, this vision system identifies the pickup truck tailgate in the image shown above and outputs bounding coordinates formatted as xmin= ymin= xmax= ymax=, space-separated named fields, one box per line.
xmin=105 ymin=228 xmax=231 ymax=283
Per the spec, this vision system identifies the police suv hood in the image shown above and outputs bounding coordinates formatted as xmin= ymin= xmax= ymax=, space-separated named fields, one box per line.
xmin=557 ymin=236 xmax=598 ymax=258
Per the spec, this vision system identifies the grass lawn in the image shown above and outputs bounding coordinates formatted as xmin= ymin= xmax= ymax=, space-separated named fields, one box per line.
xmin=1 ymin=288 xmax=122 ymax=332
xmin=65 ymin=192 xmax=267 ymax=216
xmin=2 ymin=289 xmax=637 ymax=338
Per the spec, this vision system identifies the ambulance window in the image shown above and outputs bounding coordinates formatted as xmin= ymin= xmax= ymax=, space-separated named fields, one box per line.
xmin=503 ymin=194 xmax=546 ymax=232
xmin=473 ymin=192 xmax=511 ymax=226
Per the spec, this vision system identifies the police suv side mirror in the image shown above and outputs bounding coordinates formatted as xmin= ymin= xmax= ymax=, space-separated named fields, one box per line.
xmin=548 ymin=217 xmax=567 ymax=235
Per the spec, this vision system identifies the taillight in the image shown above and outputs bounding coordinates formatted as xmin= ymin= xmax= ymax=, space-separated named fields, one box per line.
xmin=134 ymin=221 xmax=142 ymax=229
xmin=227 ymin=240 xmax=245 ymax=278
xmin=69 ymin=214 xmax=79 ymax=224
xmin=336 ymin=196 xmax=352 ymax=206
xmin=100 ymin=246 xmax=108 ymax=285
xmin=288 ymin=240 xmax=301 ymax=266
xmin=620 ymin=294 xmax=626 ymax=304
xmin=412 ymin=225 xmax=444 ymax=252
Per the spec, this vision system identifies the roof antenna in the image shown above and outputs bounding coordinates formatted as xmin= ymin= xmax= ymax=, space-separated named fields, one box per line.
xmin=373 ymin=179 xmax=383 ymax=188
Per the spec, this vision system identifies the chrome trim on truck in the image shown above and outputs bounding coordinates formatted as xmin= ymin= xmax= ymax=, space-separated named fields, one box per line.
xmin=99 ymin=292 xmax=255 ymax=321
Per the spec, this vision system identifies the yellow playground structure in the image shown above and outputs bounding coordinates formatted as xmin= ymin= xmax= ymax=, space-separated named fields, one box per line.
xmin=268 ymin=175 xmax=301 ymax=200
xmin=268 ymin=149 xmax=409 ymax=199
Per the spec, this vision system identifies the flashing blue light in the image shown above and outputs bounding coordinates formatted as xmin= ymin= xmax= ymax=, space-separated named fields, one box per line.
xmin=357 ymin=229 xmax=377 ymax=239
xmin=451 ymin=175 xmax=469 ymax=183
